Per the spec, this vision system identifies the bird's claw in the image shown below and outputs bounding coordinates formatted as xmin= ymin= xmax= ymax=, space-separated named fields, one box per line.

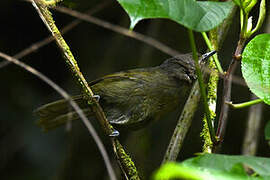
xmin=109 ymin=129 xmax=120 ymax=137
xmin=93 ymin=95 xmax=100 ymax=102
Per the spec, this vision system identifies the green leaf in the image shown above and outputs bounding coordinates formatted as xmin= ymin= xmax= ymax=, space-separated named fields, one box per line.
xmin=183 ymin=154 xmax=270 ymax=178
xmin=241 ymin=34 xmax=270 ymax=105
xmin=116 ymin=0 xmax=234 ymax=32
xmin=154 ymin=154 xmax=270 ymax=180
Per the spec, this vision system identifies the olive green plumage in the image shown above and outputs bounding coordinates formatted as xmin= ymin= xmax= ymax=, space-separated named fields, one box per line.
xmin=35 ymin=53 xmax=198 ymax=131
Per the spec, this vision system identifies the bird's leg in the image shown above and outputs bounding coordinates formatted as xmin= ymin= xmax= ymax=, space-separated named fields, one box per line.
xmin=92 ymin=94 xmax=119 ymax=137
xmin=93 ymin=94 xmax=101 ymax=102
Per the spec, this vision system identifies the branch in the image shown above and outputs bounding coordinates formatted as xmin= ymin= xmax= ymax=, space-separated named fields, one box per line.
xmin=0 ymin=1 xmax=111 ymax=68
xmin=162 ymin=81 xmax=201 ymax=163
xmin=188 ymin=29 xmax=216 ymax=144
xmin=163 ymin=4 xmax=237 ymax=159
xmin=31 ymin=1 xmax=140 ymax=179
xmin=0 ymin=51 xmax=117 ymax=180
xmin=54 ymin=6 xmax=180 ymax=56
xmin=227 ymin=99 xmax=263 ymax=109
xmin=216 ymin=37 xmax=246 ymax=144
xmin=216 ymin=0 xmax=266 ymax=148
xmin=201 ymin=4 xmax=237 ymax=152
xmin=201 ymin=32 xmax=220 ymax=153
xmin=31 ymin=0 xmax=114 ymax=137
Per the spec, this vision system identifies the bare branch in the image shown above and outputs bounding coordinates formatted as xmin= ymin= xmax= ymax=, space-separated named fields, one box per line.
xmin=54 ymin=6 xmax=180 ymax=56
xmin=0 ymin=1 xmax=111 ymax=69
xmin=216 ymin=38 xmax=246 ymax=145
xmin=0 ymin=51 xmax=117 ymax=180
xmin=162 ymin=81 xmax=201 ymax=163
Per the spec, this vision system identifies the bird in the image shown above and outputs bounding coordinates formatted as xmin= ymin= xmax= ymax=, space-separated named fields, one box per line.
xmin=35 ymin=51 xmax=216 ymax=131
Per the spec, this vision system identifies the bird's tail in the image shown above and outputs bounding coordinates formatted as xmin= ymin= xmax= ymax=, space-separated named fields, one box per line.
xmin=34 ymin=95 xmax=93 ymax=131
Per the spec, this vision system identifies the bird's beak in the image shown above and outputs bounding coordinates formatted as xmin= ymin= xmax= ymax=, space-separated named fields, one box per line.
xmin=201 ymin=50 xmax=217 ymax=62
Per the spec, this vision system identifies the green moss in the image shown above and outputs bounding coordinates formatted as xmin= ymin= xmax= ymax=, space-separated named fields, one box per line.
xmin=201 ymin=116 xmax=213 ymax=152
xmin=37 ymin=0 xmax=62 ymax=7
xmin=207 ymin=62 xmax=218 ymax=102
xmin=115 ymin=140 xmax=140 ymax=179
xmin=201 ymin=47 xmax=219 ymax=152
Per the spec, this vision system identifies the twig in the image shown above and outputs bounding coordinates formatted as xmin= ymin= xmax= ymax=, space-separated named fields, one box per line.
xmin=216 ymin=37 xmax=246 ymax=144
xmin=54 ymin=6 xmax=180 ymax=56
xmin=242 ymin=94 xmax=263 ymax=155
xmin=201 ymin=5 xmax=237 ymax=152
xmin=0 ymin=1 xmax=111 ymax=69
xmin=227 ymin=99 xmax=263 ymax=109
xmin=0 ymin=51 xmax=117 ymax=180
xmin=216 ymin=0 xmax=266 ymax=147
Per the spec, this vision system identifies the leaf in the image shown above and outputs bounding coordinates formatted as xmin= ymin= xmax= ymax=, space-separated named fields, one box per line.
xmin=116 ymin=0 xmax=234 ymax=32
xmin=154 ymin=154 xmax=270 ymax=180
xmin=241 ymin=34 xmax=270 ymax=105
xmin=183 ymin=154 xmax=270 ymax=178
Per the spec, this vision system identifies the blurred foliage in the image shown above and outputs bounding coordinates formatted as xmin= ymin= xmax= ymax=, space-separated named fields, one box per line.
xmin=155 ymin=154 xmax=270 ymax=179
xmin=0 ymin=0 xmax=269 ymax=179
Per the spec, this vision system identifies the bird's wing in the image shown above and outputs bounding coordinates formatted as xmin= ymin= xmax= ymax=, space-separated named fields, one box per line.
xmin=88 ymin=68 xmax=155 ymax=86
xmin=88 ymin=69 xmax=159 ymax=127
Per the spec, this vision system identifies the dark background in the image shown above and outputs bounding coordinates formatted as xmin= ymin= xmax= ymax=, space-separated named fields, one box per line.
xmin=0 ymin=0 xmax=269 ymax=179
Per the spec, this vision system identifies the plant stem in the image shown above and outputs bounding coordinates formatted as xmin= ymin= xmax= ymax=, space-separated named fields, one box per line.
xmin=188 ymin=29 xmax=216 ymax=144
xmin=200 ymin=31 xmax=219 ymax=152
xmin=216 ymin=37 xmax=246 ymax=143
xmin=215 ymin=0 xmax=265 ymax=148
xmin=228 ymin=98 xmax=263 ymax=109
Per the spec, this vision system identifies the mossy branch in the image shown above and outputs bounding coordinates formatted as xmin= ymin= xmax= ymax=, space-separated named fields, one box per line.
xmin=31 ymin=0 xmax=140 ymax=179
xmin=188 ymin=29 xmax=217 ymax=145
xmin=201 ymin=5 xmax=237 ymax=152
xmin=31 ymin=0 xmax=114 ymax=136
